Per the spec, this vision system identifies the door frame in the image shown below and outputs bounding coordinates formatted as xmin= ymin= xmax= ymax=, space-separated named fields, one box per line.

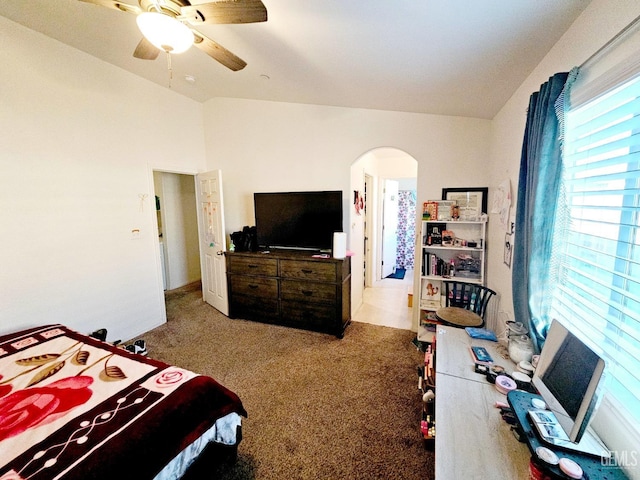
xmin=364 ymin=173 xmax=374 ymax=288
xmin=148 ymin=166 xmax=201 ymax=323
xmin=349 ymin=148 xmax=418 ymax=329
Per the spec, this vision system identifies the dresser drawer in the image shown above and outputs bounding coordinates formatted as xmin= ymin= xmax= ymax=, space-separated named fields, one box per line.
xmin=280 ymin=279 xmax=337 ymax=304
xmin=228 ymin=255 xmax=278 ymax=276
xmin=280 ymin=259 xmax=336 ymax=282
xmin=230 ymin=295 xmax=279 ymax=322
xmin=280 ymin=300 xmax=336 ymax=331
xmin=229 ymin=275 xmax=278 ymax=298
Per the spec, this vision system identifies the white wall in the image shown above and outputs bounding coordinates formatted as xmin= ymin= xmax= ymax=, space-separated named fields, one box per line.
xmin=203 ymin=98 xmax=491 ymax=232
xmin=397 ymin=178 xmax=418 ymax=191
xmin=0 ymin=17 xmax=207 ymax=342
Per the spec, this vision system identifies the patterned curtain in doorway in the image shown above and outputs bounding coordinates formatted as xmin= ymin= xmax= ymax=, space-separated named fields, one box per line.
xmin=396 ymin=190 xmax=416 ymax=270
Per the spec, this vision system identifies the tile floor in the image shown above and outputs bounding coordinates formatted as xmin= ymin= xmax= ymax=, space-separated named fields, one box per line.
xmin=353 ymin=269 xmax=414 ymax=331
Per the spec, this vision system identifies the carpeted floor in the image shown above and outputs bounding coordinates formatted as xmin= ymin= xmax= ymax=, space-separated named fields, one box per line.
xmin=135 ymin=282 xmax=435 ymax=479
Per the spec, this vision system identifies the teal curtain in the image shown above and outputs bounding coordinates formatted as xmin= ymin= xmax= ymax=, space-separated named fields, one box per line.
xmin=512 ymin=71 xmax=576 ymax=352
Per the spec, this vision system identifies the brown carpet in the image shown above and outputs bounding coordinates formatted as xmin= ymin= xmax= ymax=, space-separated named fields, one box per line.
xmin=135 ymin=282 xmax=435 ymax=479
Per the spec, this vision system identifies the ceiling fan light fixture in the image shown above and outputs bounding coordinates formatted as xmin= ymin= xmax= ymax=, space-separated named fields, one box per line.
xmin=136 ymin=12 xmax=194 ymax=54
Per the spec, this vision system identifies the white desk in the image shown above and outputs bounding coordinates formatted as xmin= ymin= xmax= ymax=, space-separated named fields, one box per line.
xmin=435 ymin=326 xmax=512 ymax=381
xmin=434 ymin=326 xmax=530 ymax=479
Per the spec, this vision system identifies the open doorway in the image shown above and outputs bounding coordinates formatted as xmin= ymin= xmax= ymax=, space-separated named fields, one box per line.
xmin=350 ymin=148 xmax=417 ymax=331
xmin=152 ymin=171 xmax=201 ymax=292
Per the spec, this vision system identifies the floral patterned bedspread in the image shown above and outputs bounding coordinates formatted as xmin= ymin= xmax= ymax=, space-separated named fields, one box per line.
xmin=0 ymin=325 xmax=246 ymax=480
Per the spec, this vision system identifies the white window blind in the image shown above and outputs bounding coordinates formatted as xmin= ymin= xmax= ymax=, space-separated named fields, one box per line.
xmin=553 ymin=74 xmax=640 ymax=429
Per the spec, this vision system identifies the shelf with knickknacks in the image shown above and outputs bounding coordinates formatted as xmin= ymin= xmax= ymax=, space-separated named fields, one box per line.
xmin=417 ymin=197 xmax=487 ymax=343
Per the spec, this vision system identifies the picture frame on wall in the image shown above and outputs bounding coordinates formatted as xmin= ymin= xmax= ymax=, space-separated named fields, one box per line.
xmin=442 ymin=187 xmax=488 ymax=221
xmin=504 ymin=232 xmax=513 ymax=268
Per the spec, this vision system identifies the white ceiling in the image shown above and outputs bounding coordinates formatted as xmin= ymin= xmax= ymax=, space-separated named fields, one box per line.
xmin=0 ymin=0 xmax=592 ymax=119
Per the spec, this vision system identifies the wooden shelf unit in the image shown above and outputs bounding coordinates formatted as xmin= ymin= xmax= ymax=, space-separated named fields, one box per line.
xmin=417 ymin=220 xmax=487 ymax=342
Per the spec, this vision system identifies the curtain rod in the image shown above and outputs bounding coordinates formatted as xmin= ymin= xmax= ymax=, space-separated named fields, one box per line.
xmin=580 ymin=12 xmax=640 ymax=69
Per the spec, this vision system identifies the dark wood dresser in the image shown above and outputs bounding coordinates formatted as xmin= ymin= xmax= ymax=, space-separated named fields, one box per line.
xmin=226 ymin=250 xmax=351 ymax=337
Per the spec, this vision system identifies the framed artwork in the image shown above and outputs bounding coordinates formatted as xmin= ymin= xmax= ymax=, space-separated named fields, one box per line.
xmin=435 ymin=200 xmax=457 ymax=220
xmin=421 ymin=279 xmax=442 ymax=303
xmin=423 ymin=201 xmax=438 ymax=220
xmin=442 ymin=187 xmax=488 ymax=221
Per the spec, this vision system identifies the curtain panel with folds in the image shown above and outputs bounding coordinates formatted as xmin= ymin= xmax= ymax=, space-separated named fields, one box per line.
xmin=513 ymin=72 xmax=573 ymax=351
xmin=396 ymin=190 xmax=416 ymax=270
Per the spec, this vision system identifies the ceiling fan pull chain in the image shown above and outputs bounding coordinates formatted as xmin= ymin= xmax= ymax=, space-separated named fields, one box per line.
xmin=165 ymin=51 xmax=173 ymax=88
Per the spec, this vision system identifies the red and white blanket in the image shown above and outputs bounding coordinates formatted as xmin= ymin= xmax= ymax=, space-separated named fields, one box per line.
xmin=0 ymin=325 xmax=246 ymax=480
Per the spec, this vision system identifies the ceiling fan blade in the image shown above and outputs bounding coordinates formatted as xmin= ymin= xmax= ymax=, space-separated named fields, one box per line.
xmin=192 ymin=31 xmax=247 ymax=71
xmin=78 ymin=0 xmax=141 ymax=14
xmin=181 ymin=0 xmax=267 ymax=24
xmin=133 ymin=37 xmax=160 ymax=60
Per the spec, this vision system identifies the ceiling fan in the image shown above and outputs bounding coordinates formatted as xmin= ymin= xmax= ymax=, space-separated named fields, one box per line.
xmin=78 ymin=0 xmax=267 ymax=71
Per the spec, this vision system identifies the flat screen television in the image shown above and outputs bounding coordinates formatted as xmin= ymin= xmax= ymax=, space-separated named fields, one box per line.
xmin=530 ymin=319 xmax=609 ymax=457
xmin=254 ymin=191 xmax=343 ymax=251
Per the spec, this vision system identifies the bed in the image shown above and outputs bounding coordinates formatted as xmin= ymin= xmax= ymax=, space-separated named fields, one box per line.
xmin=0 ymin=324 xmax=247 ymax=480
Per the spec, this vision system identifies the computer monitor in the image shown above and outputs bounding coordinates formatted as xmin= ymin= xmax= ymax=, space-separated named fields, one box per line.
xmin=530 ymin=319 xmax=609 ymax=457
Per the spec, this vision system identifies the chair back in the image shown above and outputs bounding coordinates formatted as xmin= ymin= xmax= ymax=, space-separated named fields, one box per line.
xmin=443 ymin=281 xmax=496 ymax=322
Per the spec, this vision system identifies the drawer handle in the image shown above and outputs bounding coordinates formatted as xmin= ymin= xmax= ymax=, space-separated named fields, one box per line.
xmin=248 ymin=264 xmax=259 ymax=269
xmin=301 ymin=269 xmax=313 ymax=274
xmin=248 ymin=284 xmax=259 ymax=289
xmin=301 ymin=290 xmax=313 ymax=296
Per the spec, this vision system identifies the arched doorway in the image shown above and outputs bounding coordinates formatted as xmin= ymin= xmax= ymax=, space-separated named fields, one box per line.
xmin=350 ymin=148 xmax=418 ymax=330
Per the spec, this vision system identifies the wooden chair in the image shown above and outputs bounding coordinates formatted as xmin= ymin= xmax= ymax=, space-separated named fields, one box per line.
xmin=442 ymin=281 xmax=496 ymax=326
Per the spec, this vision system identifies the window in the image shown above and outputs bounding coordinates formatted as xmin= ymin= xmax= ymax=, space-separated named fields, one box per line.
xmin=551 ymin=74 xmax=640 ymax=428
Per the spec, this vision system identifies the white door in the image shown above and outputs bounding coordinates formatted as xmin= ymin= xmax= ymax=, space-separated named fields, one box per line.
xmin=196 ymin=170 xmax=229 ymax=315
xmin=381 ymin=179 xmax=399 ymax=279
